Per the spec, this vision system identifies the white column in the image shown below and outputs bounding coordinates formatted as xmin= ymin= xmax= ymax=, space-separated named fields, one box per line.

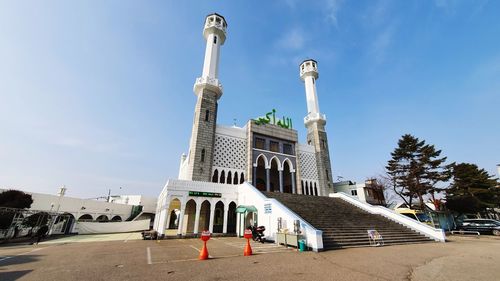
xmin=305 ymin=75 xmax=320 ymax=114
xmin=193 ymin=204 xmax=201 ymax=234
xmin=164 ymin=206 xmax=171 ymax=231
xmin=279 ymin=170 xmax=284 ymax=193
xmin=208 ymin=203 xmax=215 ymax=233
xmin=222 ymin=206 xmax=228 ymax=234
xmin=236 ymin=212 xmax=241 ymax=237
xmin=176 ymin=203 xmax=186 ymax=236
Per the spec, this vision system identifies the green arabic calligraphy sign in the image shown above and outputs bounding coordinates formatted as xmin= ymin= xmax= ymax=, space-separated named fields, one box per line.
xmin=253 ymin=109 xmax=293 ymax=129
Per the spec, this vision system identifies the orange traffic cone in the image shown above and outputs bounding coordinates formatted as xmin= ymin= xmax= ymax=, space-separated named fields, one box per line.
xmin=244 ymin=239 xmax=253 ymax=256
xmin=199 ymin=241 xmax=209 ymax=260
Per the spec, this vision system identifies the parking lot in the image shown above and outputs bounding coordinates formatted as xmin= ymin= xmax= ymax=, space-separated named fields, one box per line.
xmin=1 ymin=233 xmax=499 ymax=281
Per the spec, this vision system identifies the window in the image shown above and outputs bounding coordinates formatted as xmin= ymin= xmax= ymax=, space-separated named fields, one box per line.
xmin=312 ymin=78 xmax=315 ymax=84
xmin=283 ymin=143 xmax=293 ymax=155
xmin=351 ymin=190 xmax=358 ymax=196
xmin=255 ymin=138 xmax=265 ymax=149
xmin=326 ymin=170 xmax=329 ymax=181
xmin=308 ymin=140 xmax=312 ymax=145
xmin=201 ymin=149 xmax=206 ymax=162
xmin=213 ymin=36 xmax=217 ymax=44
xmin=321 ymin=139 xmax=326 ymax=148
xmin=270 ymin=141 xmax=279 ymax=152
xmin=205 ymin=110 xmax=209 ymax=121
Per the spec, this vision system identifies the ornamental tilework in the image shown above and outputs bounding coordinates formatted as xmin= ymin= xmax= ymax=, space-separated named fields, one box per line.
xmin=213 ymin=135 xmax=247 ymax=170
xmin=299 ymin=151 xmax=318 ymax=180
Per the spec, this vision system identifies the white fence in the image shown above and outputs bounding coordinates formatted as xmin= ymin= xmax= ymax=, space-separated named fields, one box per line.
xmin=330 ymin=193 xmax=446 ymax=242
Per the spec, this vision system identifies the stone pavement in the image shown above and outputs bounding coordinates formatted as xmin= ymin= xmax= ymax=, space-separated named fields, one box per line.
xmin=0 ymin=233 xmax=498 ymax=281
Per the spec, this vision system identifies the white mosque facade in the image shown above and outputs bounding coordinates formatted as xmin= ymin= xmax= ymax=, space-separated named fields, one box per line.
xmin=153 ymin=14 xmax=446 ymax=251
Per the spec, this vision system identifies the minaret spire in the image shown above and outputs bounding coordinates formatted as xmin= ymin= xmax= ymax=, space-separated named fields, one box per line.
xmin=194 ymin=13 xmax=227 ymax=99
xmin=300 ymin=59 xmax=333 ymax=196
xmin=185 ymin=14 xmax=228 ymax=182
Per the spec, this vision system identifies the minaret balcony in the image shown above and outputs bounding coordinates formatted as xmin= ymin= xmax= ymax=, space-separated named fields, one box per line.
xmin=193 ymin=76 xmax=223 ymax=99
xmin=304 ymin=112 xmax=326 ymax=125
xmin=300 ymin=60 xmax=319 ymax=80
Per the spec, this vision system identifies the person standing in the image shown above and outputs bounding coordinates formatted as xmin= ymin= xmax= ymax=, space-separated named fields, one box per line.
xmin=35 ymin=224 xmax=49 ymax=245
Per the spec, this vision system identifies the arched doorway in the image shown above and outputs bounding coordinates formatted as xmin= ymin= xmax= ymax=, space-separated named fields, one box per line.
xmin=269 ymin=157 xmax=280 ymax=192
xmin=111 ymin=215 xmax=122 ymax=222
xmin=213 ymin=201 xmax=224 ymax=233
xmin=78 ymin=214 xmax=93 ymax=222
xmin=212 ymin=169 xmax=219 ymax=183
xmin=233 ymin=173 xmax=238 ymax=185
xmin=198 ymin=200 xmax=211 ymax=232
xmin=184 ymin=199 xmax=197 ymax=234
xmin=283 ymin=160 xmax=293 ymax=193
xmin=220 ymin=170 xmax=225 ymax=184
xmin=166 ymin=198 xmax=181 ymax=231
xmin=255 ymin=157 xmax=266 ymax=191
xmin=227 ymin=202 xmax=237 ymax=233
xmin=96 ymin=215 xmax=109 ymax=222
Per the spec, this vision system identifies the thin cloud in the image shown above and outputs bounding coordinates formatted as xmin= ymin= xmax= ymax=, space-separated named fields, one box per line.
xmin=275 ymin=28 xmax=306 ymax=50
xmin=325 ymin=0 xmax=343 ymax=28
xmin=370 ymin=24 xmax=395 ymax=64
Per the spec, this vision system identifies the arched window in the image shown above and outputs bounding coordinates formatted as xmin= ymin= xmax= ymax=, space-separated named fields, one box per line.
xmin=301 ymin=181 xmax=304 ymax=194
xmin=305 ymin=182 xmax=309 ymax=195
xmin=213 ymin=35 xmax=217 ymax=44
xmin=227 ymin=171 xmax=232 ymax=184
xmin=314 ymin=183 xmax=318 ymax=196
xmin=240 ymin=172 xmax=245 ymax=183
xmin=220 ymin=170 xmax=225 ymax=184
xmin=205 ymin=110 xmax=210 ymax=121
xmin=233 ymin=172 xmax=238 ymax=185
xmin=212 ymin=169 xmax=219 ymax=183
xmin=201 ymin=149 xmax=206 ymax=162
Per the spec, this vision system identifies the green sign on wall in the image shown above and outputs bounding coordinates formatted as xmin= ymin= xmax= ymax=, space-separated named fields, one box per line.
xmin=253 ymin=109 xmax=293 ymax=129
xmin=188 ymin=191 xmax=222 ymax=198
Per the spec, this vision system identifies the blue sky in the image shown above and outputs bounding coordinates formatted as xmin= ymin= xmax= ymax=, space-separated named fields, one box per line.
xmin=1 ymin=0 xmax=499 ymax=198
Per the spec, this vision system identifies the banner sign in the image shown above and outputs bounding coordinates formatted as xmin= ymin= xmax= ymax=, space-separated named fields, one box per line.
xmin=189 ymin=191 xmax=222 ymax=198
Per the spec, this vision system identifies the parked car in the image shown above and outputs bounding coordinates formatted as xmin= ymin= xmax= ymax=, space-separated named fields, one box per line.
xmin=141 ymin=230 xmax=158 ymax=240
xmin=395 ymin=208 xmax=433 ymax=226
xmin=457 ymin=219 xmax=500 ymax=236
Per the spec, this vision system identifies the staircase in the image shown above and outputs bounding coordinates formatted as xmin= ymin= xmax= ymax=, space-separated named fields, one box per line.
xmin=262 ymin=192 xmax=435 ymax=249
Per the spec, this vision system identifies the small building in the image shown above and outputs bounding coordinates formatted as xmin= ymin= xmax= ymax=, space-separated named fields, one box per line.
xmin=333 ymin=179 xmax=386 ymax=206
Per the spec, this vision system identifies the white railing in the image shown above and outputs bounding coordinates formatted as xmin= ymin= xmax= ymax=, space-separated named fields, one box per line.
xmin=304 ymin=113 xmax=326 ymax=124
xmin=330 ymin=193 xmax=446 ymax=242
xmin=300 ymin=64 xmax=318 ymax=77
xmin=238 ymin=183 xmax=323 ymax=251
xmin=194 ymin=77 xmax=223 ymax=96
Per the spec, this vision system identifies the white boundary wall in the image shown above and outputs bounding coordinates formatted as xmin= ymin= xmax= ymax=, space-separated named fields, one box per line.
xmin=238 ymin=183 xmax=323 ymax=252
xmin=77 ymin=219 xmax=150 ymax=234
xmin=330 ymin=193 xmax=446 ymax=242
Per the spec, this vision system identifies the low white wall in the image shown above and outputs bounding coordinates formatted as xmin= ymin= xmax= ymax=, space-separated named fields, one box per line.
xmin=77 ymin=219 xmax=150 ymax=234
xmin=238 ymin=183 xmax=323 ymax=252
xmin=0 ymin=189 xmax=134 ymax=222
xmin=330 ymin=193 xmax=446 ymax=242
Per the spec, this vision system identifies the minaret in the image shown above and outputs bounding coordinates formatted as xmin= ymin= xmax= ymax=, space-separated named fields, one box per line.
xmin=300 ymin=59 xmax=333 ymax=196
xmin=187 ymin=13 xmax=227 ymax=182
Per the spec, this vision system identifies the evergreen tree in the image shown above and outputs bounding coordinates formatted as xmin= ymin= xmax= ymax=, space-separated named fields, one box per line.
xmin=445 ymin=163 xmax=500 ymax=215
xmin=386 ymin=134 xmax=450 ymax=210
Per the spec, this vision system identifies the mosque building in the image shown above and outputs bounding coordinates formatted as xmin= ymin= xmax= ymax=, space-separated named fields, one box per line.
xmin=154 ymin=13 xmax=446 ymax=251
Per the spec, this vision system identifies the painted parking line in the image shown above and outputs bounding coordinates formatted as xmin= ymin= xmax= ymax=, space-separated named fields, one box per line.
xmin=146 ymin=247 xmax=152 ymax=265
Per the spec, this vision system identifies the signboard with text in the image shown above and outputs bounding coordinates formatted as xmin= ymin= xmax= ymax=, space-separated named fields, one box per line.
xmin=189 ymin=191 xmax=222 ymax=198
